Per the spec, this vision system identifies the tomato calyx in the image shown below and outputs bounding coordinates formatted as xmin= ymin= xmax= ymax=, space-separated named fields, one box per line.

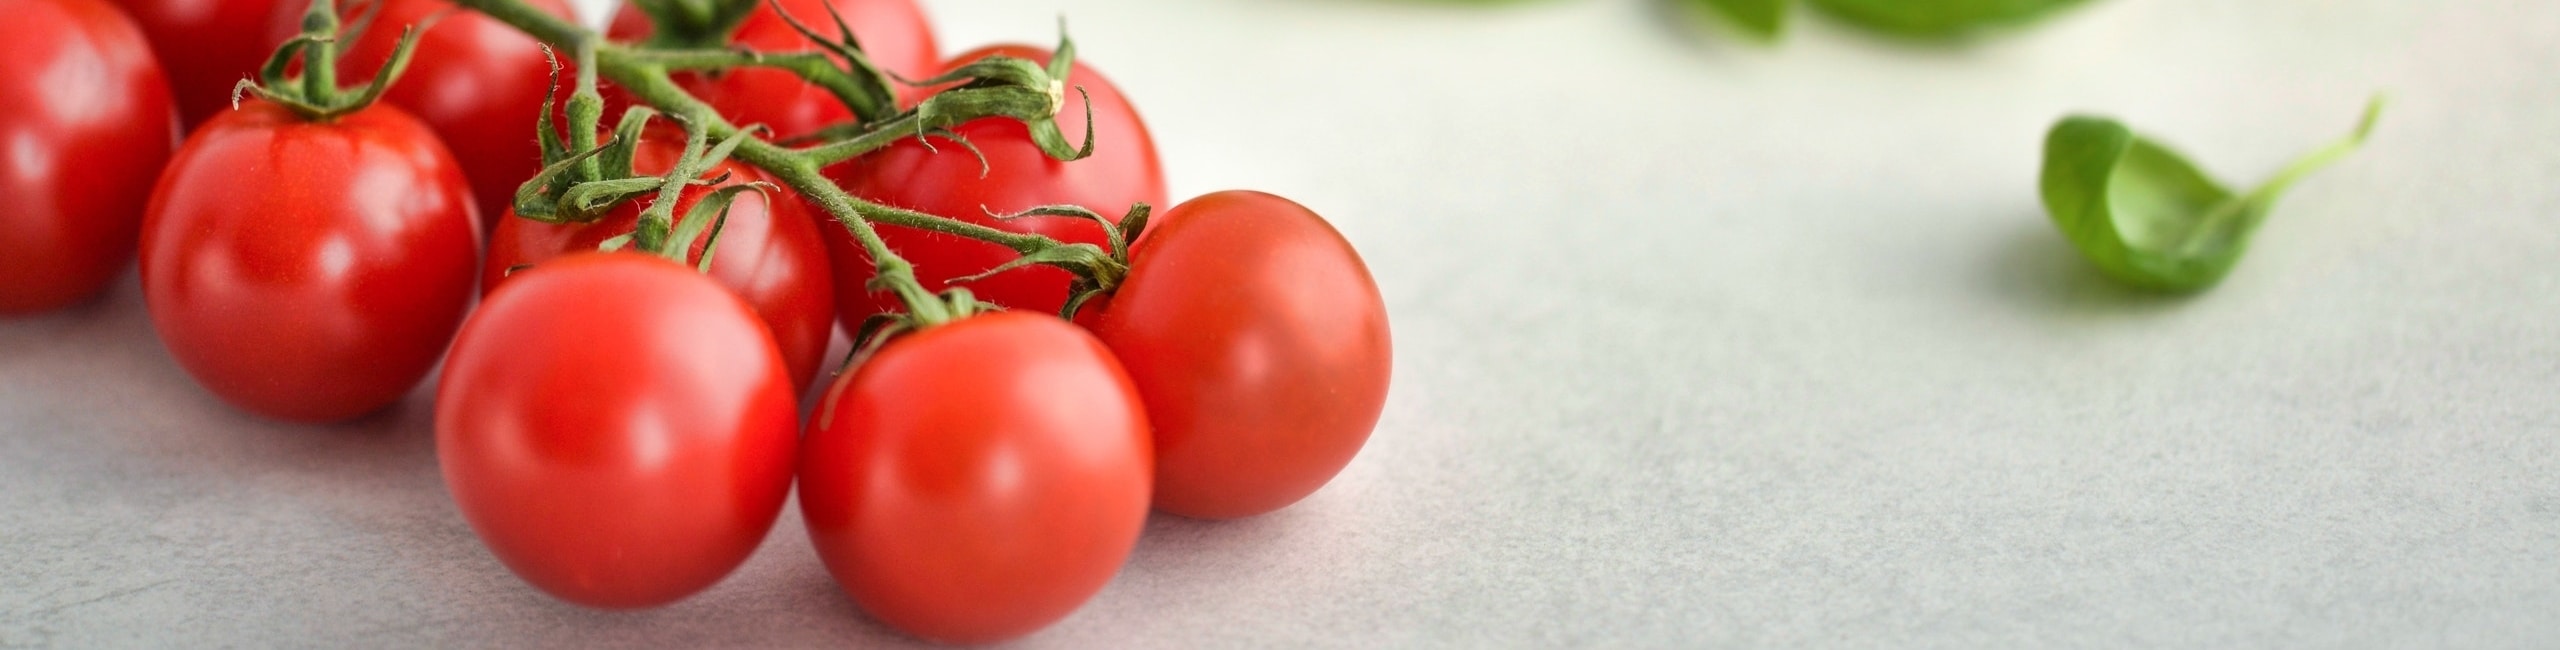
xmin=508 ymin=45 xmax=770 ymax=273
xmin=623 ymin=0 xmax=759 ymax=50
xmin=603 ymin=123 xmax=773 ymax=272
xmin=938 ymin=203 xmax=1152 ymax=319
xmin=234 ymin=0 xmax=428 ymax=121
xmin=794 ymin=32 xmax=1094 ymax=167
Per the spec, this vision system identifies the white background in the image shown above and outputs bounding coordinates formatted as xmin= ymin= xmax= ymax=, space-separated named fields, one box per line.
xmin=6 ymin=0 xmax=2558 ymax=646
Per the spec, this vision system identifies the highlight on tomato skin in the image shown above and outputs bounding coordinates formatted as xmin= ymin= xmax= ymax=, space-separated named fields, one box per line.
xmin=436 ymin=252 xmax=800 ymax=610
xmin=1086 ymin=190 xmax=1392 ymax=520
xmin=827 ymin=43 xmax=1168 ymax=322
xmin=799 ymin=311 xmax=1153 ymax=644
xmin=0 ymin=0 xmax=178 ymax=314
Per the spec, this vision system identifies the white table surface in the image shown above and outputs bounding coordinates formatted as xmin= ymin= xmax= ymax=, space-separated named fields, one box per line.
xmin=6 ymin=0 xmax=2557 ymax=647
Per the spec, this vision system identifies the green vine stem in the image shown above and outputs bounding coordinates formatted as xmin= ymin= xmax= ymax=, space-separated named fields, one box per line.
xmin=450 ymin=0 xmax=1124 ymax=325
xmin=235 ymin=0 xmax=425 ymax=120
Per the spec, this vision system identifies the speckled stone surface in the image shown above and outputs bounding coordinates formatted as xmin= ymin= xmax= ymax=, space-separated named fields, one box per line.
xmin=5 ymin=0 xmax=2556 ymax=647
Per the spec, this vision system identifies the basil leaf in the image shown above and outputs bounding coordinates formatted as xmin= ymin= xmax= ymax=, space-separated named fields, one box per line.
xmin=2039 ymin=97 xmax=2385 ymax=292
xmin=1807 ymin=0 xmax=2089 ymax=39
xmin=1694 ymin=0 xmax=1788 ymax=41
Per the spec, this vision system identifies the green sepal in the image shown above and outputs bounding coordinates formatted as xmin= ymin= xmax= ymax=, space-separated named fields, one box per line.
xmin=511 ymin=140 xmax=622 ymax=222
xmin=602 ymin=107 xmax=661 ymax=181
xmin=235 ymin=0 xmax=427 ymax=122
xmin=758 ymin=0 xmax=898 ymax=122
xmin=627 ymin=0 xmax=759 ymax=50
xmin=668 ymin=183 xmax=771 ymax=272
xmin=555 ymin=176 xmax=663 ymax=221
xmin=948 ymin=242 xmax=1117 ymax=289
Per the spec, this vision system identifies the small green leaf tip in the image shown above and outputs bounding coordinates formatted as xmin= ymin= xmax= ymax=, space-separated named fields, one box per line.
xmin=2039 ymin=95 xmax=2386 ymax=292
xmin=1809 ymin=0 xmax=2089 ymax=40
xmin=1695 ymin=0 xmax=1788 ymax=41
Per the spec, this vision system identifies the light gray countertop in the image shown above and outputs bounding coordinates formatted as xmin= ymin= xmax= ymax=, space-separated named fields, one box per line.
xmin=5 ymin=0 xmax=2557 ymax=647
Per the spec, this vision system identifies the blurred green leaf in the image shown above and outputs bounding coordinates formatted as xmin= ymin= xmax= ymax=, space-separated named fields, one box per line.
xmin=2039 ymin=97 xmax=2384 ymax=292
xmin=1807 ymin=0 xmax=2089 ymax=39
xmin=1695 ymin=0 xmax=1788 ymax=41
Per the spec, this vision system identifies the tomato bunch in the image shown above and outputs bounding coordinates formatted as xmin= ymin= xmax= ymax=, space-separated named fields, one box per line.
xmin=4 ymin=0 xmax=1389 ymax=643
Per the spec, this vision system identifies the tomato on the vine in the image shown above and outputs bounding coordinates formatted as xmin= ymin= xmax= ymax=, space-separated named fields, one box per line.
xmin=271 ymin=0 xmax=577 ymax=223
xmin=829 ymin=44 xmax=1165 ymax=321
xmin=800 ymin=311 xmax=1151 ymax=643
xmin=485 ymin=129 xmax=835 ymax=391
xmin=440 ymin=252 xmax=798 ymax=609
xmin=110 ymin=0 xmax=283 ymax=127
xmin=609 ymin=0 xmax=939 ymax=139
xmin=1083 ymin=191 xmax=1390 ymax=519
xmin=140 ymin=98 xmax=479 ymax=423
xmin=1 ymin=0 xmax=177 ymax=313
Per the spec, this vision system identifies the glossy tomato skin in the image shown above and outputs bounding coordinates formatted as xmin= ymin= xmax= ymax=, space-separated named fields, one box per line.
xmin=1087 ymin=191 xmax=1390 ymax=520
xmin=484 ymin=132 xmax=835 ymax=391
xmin=800 ymin=311 xmax=1151 ymax=643
xmin=0 ymin=0 xmax=178 ymax=313
xmin=440 ymin=252 xmax=798 ymax=609
xmin=110 ymin=0 xmax=281 ymax=127
xmin=269 ymin=0 xmax=577 ymax=223
xmin=140 ymin=100 xmax=478 ymax=423
xmin=609 ymin=0 xmax=938 ymax=139
xmin=829 ymin=45 xmax=1165 ymax=321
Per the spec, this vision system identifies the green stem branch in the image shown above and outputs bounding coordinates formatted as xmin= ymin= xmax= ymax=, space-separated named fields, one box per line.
xmin=450 ymin=0 xmax=1102 ymax=322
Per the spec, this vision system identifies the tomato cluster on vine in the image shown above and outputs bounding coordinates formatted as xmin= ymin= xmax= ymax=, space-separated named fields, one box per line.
xmin=1 ymin=0 xmax=1390 ymax=643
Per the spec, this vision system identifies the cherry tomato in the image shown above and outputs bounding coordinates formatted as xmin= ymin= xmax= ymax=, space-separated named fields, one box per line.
xmin=484 ymin=129 xmax=835 ymax=391
xmin=829 ymin=45 xmax=1165 ymax=321
xmin=270 ymin=0 xmax=577 ymax=223
xmin=800 ymin=311 xmax=1151 ymax=643
xmin=1 ymin=0 xmax=178 ymax=313
xmin=140 ymin=99 xmax=479 ymax=423
xmin=439 ymin=252 xmax=798 ymax=609
xmin=609 ymin=0 xmax=939 ymax=139
xmin=1084 ymin=191 xmax=1390 ymax=519
xmin=109 ymin=0 xmax=282 ymax=127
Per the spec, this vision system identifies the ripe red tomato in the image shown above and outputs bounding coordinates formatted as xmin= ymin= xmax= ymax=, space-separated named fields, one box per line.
xmin=800 ymin=311 xmax=1151 ymax=643
xmin=140 ymin=99 xmax=479 ymax=423
xmin=109 ymin=0 xmax=282 ymax=127
xmin=1083 ymin=191 xmax=1390 ymax=519
xmin=271 ymin=0 xmax=577 ymax=223
xmin=1 ymin=0 xmax=178 ymax=314
xmin=439 ymin=252 xmax=798 ymax=609
xmin=829 ymin=45 xmax=1165 ymax=321
xmin=609 ymin=0 xmax=939 ymax=139
xmin=484 ymin=130 xmax=835 ymax=391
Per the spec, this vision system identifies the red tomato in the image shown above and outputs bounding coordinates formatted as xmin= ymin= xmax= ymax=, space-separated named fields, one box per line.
xmin=609 ymin=0 xmax=939 ymax=139
xmin=109 ymin=0 xmax=281 ymax=127
xmin=800 ymin=311 xmax=1151 ymax=643
xmin=1084 ymin=191 xmax=1390 ymax=519
xmin=484 ymin=130 xmax=835 ymax=391
xmin=140 ymin=100 xmax=479 ymax=423
xmin=0 ymin=0 xmax=177 ymax=313
xmin=270 ymin=0 xmax=577 ymax=224
xmin=829 ymin=45 xmax=1165 ymax=321
xmin=439 ymin=252 xmax=798 ymax=609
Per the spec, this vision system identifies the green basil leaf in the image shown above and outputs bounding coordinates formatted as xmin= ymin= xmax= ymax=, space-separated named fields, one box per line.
xmin=1695 ymin=0 xmax=1788 ymax=41
xmin=2039 ymin=97 xmax=2385 ymax=292
xmin=1807 ymin=0 xmax=2088 ymax=39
